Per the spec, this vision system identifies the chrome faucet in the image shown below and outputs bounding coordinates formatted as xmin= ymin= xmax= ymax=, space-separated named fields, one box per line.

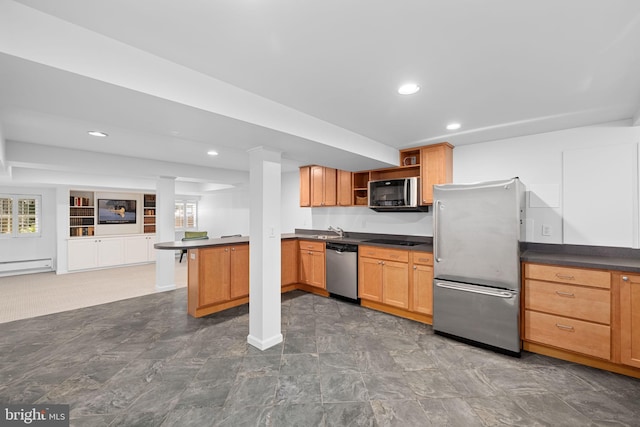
xmin=328 ymin=226 xmax=344 ymax=238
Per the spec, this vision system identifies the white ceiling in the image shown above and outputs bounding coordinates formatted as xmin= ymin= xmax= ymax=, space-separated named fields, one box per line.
xmin=1 ymin=0 xmax=640 ymax=193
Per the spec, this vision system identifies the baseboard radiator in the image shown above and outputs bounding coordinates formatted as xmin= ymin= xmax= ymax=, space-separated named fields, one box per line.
xmin=0 ymin=258 xmax=53 ymax=276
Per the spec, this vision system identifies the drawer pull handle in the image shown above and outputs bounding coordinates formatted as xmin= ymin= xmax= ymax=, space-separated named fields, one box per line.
xmin=555 ymin=291 xmax=575 ymax=298
xmin=555 ymin=323 xmax=575 ymax=331
xmin=555 ymin=273 xmax=575 ymax=280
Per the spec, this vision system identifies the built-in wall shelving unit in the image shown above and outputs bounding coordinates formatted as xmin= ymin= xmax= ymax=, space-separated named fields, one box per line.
xmin=143 ymin=194 xmax=156 ymax=234
xmin=69 ymin=190 xmax=95 ymax=237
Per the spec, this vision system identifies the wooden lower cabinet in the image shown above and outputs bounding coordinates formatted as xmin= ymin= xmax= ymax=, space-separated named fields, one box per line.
xmin=229 ymin=245 xmax=249 ymax=299
xmin=358 ymin=246 xmax=411 ymax=312
xmin=281 ymin=239 xmax=299 ymax=287
xmin=298 ymin=240 xmax=326 ymax=289
xmin=524 ymin=310 xmax=611 ymax=360
xmin=188 ymin=244 xmax=249 ymax=317
xmin=411 ymin=252 xmax=433 ymax=316
xmin=523 ymin=263 xmax=611 ymax=360
xmin=619 ymin=273 xmax=640 ymax=369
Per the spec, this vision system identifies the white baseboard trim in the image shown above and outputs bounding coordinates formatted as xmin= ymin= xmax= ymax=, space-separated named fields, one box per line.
xmin=155 ymin=283 xmax=177 ymax=292
xmin=247 ymin=333 xmax=283 ymax=351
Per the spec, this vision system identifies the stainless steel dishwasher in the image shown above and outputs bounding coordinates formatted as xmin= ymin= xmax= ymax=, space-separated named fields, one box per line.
xmin=325 ymin=242 xmax=359 ymax=302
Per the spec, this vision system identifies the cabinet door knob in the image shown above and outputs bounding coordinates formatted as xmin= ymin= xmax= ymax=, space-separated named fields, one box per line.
xmin=622 ymin=276 xmax=629 ymax=281
xmin=413 ymin=266 xmax=417 ymax=270
xmin=232 ymin=247 xmax=235 ymax=251
xmin=225 ymin=248 xmax=229 ymax=252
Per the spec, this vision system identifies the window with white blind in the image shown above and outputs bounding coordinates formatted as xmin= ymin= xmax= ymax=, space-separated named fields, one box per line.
xmin=0 ymin=194 xmax=41 ymax=238
xmin=175 ymin=200 xmax=197 ymax=230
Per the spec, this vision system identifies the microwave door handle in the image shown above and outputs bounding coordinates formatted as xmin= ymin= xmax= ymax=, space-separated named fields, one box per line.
xmin=404 ymin=179 xmax=409 ymax=206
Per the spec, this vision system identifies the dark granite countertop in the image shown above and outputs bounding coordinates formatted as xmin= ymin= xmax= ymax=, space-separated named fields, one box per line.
xmin=155 ymin=233 xmax=640 ymax=272
xmin=521 ymin=243 xmax=640 ymax=273
xmin=155 ymin=229 xmax=433 ymax=253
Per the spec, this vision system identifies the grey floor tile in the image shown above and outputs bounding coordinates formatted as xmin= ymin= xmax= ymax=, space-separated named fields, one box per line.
xmin=275 ymin=374 xmax=322 ymax=404
xmin=362 ymin=372 xmax=415 ymax=400
xmin=284 ymin=336 xmax=317 ymax=354
xmin=319 ymin=352 xmax=360 ymax=373
xmin=320 ymin=372 xmax=369 ymax=403
xmin=317 ymin=334 xmax=353 ymax=353
xmin=160 ymin=407 xmax=219 ymax=427
xmin=280 ymin=353 xmax=319 ymax=376
xmin=465 ymin=395 xmax=540 ymax=426
xmin=324 ymin=402 xmax=377 ymax=426
xmin=390 ymin=349 xmax=437 ymax=371
xmin=175 ymin=378 xmax=233 ymax=409
xmin=444 ymin=367 xmax=501 ymax=398
xmin=418 ymin=397 xmax=484 ymax=427
xmin=224 ymin=374 xmax=279 ymax=408
xmin=403 ymin=369 xmax=459 ymax=399
xmin=270 ymin=402 xmax=326 ymax=426
xmin=511 ymin=392 xmax=594 ymax=426
xmin=481 ymin=366 xmax=547 ymax=396
xmin=239 ymin=354 xmax=281 ymax=376
xmin=371 ymin=399 xmax=432 ymax=427
xmin=561 ymin=389 xmax=640 ymax=425
xmin=355 ymin=351 xmax=402 ymax=373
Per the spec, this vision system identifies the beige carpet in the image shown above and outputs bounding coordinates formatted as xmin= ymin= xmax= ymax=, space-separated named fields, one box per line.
xmin=0 ymin=260 xmax=187 ymax=324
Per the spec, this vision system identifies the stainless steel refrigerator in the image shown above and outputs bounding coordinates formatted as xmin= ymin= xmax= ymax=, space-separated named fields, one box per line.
xmin=432 ymin=178 xmax=525 ymax=355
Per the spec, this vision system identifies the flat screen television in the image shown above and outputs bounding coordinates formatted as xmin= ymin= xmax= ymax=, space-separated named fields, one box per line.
xmin=98 ymin=199 xmax=137 ymax=224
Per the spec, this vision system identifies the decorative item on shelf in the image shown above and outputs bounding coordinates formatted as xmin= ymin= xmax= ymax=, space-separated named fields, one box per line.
xmin=403 ymin=156 xmax=417 ymax=166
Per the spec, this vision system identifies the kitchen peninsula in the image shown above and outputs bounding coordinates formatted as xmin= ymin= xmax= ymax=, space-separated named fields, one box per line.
xmin=154 ymin=231 xmax=433 ymax=319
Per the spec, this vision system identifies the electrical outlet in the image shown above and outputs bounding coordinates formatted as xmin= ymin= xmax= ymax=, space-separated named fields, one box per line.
xmin=542 ymin=224 xmax=552 ymax=236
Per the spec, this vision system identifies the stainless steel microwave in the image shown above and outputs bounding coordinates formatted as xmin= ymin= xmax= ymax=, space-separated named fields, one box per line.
xmin=368 ymin=177 xmax=427 ymax=212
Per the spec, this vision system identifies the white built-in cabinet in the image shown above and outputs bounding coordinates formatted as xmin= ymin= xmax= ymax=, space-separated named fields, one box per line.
xmin=124 ymin=235 xmax=157 ymax=264
xmin=68 ymin=234 xmax=156 ymax=271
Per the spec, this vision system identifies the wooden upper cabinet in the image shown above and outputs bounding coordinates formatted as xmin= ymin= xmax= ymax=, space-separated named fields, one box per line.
xmin=337 ymin=170 xmax=352 ymax=206
xmin=311 ymin=166 xmax=337 ymax=207
xmin=420 ymin=142 xmax=453 ymax=205
xmin=299 ymin=166 xmax=311 ymax=207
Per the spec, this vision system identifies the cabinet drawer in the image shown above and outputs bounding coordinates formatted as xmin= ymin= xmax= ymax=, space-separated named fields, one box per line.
xmin=525 ymin=280 xmax=610 ymax=325
xmin=359 ymin=245 xmax=408 ymax=262
xmin=524 ymin=310 xmax=611 ymax=360
xmin=298 ymin=240 xmax=325 ymax=252
xmin=411 ymin=251 xmax=433 ymax=266
xmin=524 ymin=263 xmax=610 ymax=289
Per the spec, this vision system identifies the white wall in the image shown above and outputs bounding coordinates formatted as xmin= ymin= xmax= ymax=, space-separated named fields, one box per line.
xmin=0 ymin=185 xmax=57 ymax=265
xmin=454 ymin=120 xmax=640 ymax=245
xmin=197 ymin=188 xmax=251 ymax=238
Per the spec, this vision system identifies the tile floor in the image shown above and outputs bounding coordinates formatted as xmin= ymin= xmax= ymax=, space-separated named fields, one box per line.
xmin=1 ymin=289 xmax=639 ymax=426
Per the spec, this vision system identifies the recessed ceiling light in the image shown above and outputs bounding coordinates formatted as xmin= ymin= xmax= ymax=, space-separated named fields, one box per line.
xmin=398 ymin=83 xmax=420 ymax=95
xmin=207 ymin=150 xmax=219 ymax=156
xmin=446 ymin=123 xmax=461 ymax=130
xmin=87 ymin=130 xmax=108 ymax=137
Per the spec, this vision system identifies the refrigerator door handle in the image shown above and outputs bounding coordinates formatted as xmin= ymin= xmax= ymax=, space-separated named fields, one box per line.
xmin=434 ymin=200 xmax=442 ymax=262
xmin=435 ymin=282 xmax=514 ymax=298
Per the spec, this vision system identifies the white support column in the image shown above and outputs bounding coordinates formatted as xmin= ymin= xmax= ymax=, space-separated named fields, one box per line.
xmin=247 ymin=147 xmax=283 ymax=350
xmin=155 ymin=176 xmax=176 ymax=292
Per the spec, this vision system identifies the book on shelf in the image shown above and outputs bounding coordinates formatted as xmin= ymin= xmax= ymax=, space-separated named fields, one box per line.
xmin=70 ymin=196 xmax=92 ymax=207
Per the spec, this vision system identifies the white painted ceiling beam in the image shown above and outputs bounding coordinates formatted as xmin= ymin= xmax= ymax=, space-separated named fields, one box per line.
xmin=0 ymin=1 xmax=398 ymax=167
